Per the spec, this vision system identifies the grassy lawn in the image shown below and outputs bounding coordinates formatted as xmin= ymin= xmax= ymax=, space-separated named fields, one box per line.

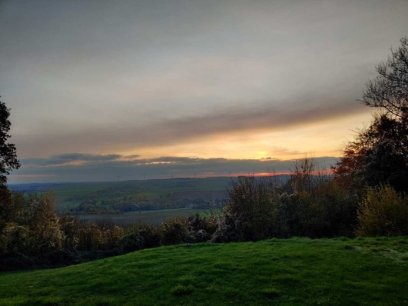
xmin=0 ymin=237 xmax=407 ymax=305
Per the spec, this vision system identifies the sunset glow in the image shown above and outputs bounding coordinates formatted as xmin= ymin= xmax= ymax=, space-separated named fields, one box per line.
xmin=1 ymin=0 xmax=407 ymax=182
xmin=121 ymin=111 xmax=373 ymax=160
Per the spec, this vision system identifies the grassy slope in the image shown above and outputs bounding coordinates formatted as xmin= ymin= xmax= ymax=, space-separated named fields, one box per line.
xmin=1 ymin=237 xmax=408 ymax=305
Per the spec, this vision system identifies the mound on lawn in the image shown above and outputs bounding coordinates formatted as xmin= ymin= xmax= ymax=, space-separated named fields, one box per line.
xmin=1 ymin=237 xmax=408 ymax=305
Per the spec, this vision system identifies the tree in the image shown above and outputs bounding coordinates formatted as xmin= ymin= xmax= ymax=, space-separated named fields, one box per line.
xmin=212 ymin=176 xmax=276 ymax=242
xmin=0 ymin=98 xmax=20 ymax=189
xmin=289 ymin=158 xmax=315 ymax=193
xmin=357 ymin=185 xmax=408 ymax=236
xmin=362 ymin=37 xmax=408 ymax=119
xmin=27 ymin=193 xmax=63 ymax=256
xmin=334 ymin=38 xmax=408 ymax=192
xmin=0 ymin=98 xmax=21 ymax=230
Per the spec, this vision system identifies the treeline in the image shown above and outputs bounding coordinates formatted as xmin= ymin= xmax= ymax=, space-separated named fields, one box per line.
xmin=214 ymin=164 xmax=408 ymax=242
xmin=1 ymin=165 xmax=407 ymax=271
xmin=210 ymin=37 xmax=405 ymax=243
xmin=70 ymin=196 xmax=224 ymax=214
xmin=0 ymin=191 xmax=218 ymax=270
xmin=58 ymin=178 xmax=230 ymax=214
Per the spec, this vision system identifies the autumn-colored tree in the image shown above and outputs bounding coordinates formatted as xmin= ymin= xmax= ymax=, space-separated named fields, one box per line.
xmin=358 ymin=185 xmax=408 ymax=236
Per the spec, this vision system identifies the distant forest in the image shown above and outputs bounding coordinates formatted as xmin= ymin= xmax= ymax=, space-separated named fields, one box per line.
xmin=9 ymin=176 xmax=291 ymax=214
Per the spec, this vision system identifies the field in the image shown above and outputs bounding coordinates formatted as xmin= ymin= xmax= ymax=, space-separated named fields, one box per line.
xmin=9 ymin=177 xmax=288 ymax=226
xmin=1 ymin=237 xmax=408 ymax=305
xmin=76 ymin=208 xmax=212 ymax=226
xmin=9 ymin=177 xmax=235 ymax=213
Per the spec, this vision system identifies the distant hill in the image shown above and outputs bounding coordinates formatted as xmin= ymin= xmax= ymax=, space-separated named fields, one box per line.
xmin=9 ymin=176 xmax=291 ymax=214
xmin=0 ymin=237 xmax=407 ymax=305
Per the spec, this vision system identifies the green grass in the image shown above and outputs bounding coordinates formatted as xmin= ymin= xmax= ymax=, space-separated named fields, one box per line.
xmin=1 ymin=237 xmax=408 ymax=305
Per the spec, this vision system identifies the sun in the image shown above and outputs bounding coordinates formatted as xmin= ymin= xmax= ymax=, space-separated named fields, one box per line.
xmin=255 ymin=150 xmax=270 ymax=159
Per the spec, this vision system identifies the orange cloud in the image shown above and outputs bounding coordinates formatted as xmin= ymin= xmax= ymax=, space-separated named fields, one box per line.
xmin=121 ymin=111 xmax=372 ymax=160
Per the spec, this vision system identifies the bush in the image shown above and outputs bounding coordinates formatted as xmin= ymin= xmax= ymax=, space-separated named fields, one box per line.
xmin=187 ymin=213 xmax=217 ymax=242
xmin=120 ymin=230 xmax=144 ymax=252
xmin=60 ymin=215 xmax=81 ymax=251
xmin=136 ymin=224 xmax=161 ymax=248
xmin=161 ymin=218 xmax=191 ymax=245
xmin=357 ymin=185 xmax=408 ymax=236
xmin=302 ymin=181 xmax=359 ymax=237
xmin=274 ymin=192 xmax=309 ymax=237
xmin=0 ymin=223 xmax=34 ymax=269
xmin=120 ymin=224 xmax=161 ymax=252
xmin=0 ymin=223 xmax=29 ymax=255
xmin=24 ymin=194 xmax=62 ymax=253
xmin=213 ymin=173 xmax=360 ymax=241
xmin=272 ymin=182 xmax=358 ymax=238
xmin=1 ymin=190 xmax=220 ymax=270
xmin=213 ymin=176 xmax=276 ymax=242
xmin=77 ymin=223 xmax=103 ymax=251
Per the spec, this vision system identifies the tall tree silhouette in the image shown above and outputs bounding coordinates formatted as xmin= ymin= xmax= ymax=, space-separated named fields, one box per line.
xmin=362 ymin=37 xmax=408 ymax=119
xmin=334 ymin=38 xmax=408 ymax=192
xmin=0 ymin=98 xmax=20 ymax=189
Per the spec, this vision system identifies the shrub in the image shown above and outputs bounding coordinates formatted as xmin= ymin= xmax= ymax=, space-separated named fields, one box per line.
xmin=120 ymin=230 xmax=144 ymax=252
xmin=0 ymin=223 xmax=33 ymax=269
xmin=60 ymin=215 xmax=81 ymax=251
xmin=187 ymin=213 xmax=217 ymax=242
xmin=26 ymin=194 xmax=64 ymax=256
xmin=213 ymin=176 xmax=276 ymax=242
xmin=136 ymin=224 xmax=161 ymax=248
xmin=274 ymin=192 xmax=309 ymax=237
xmin=213 ymin=173 xmax=360 ymax=241
xmin=0 ymin=222 xmax=30 ymax=255
xmin=77 ymin=223 xmax=103 ymax=251
xmin=101 ymin=225 xmax=124 ymax=250
xmin=357 ymin=185 xmax=408 ymax=236
xmin=306 ymin=181 xmax=359 ymax=237
xmin=271 ymin=181 xmax=359 ymax=238
xmin=161 ymin=218 xmax=191 ymax=245
xmin=120 ymin=224 xmax=161 ymax=252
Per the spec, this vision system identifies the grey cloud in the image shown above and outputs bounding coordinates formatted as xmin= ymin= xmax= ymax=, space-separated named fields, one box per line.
xmin=49 ymin=153 xmax=122 ymax=162
xmin=22 ymin=153 xmax=136 ymax=167
xmin=1 ymin=0 xmax=407 ymax=158
xmin=15 ymin=98 xmax=365 ymax=156
xmin=10 ymin=154 xmax=338 ymax=183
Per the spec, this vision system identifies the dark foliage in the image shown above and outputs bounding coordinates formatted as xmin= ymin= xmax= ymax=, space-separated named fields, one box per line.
xmin=334 ymin=114 xmax=408 ymax=192
xmin=0 ymin=194 xmax=65 ymax=270
xmin=0 ymin=99 xmax=20 ymax=189
xmin=0 ymin=192 xmax=219 ymax=270
xmin=160 ymin=218 xmax=191 ymax=245
xmin=0 ymin=99 xmax=20 ymax=233
xmin=120 ymin=224 xmax=161 ymax=252
xmin=213 ymin=176 xmax=276 ymax=242
xmin=213 ymin=170 xmax=359 ymax=242
xmin=357 ymin=185 xmax=408 ymax=236
xmin=187 ymin=213 xmax=217 ymax=242
xmin=362 ymin=37 xmax=408 ymax=118
xmin=335 ymin=37 xmax=408 ymax=193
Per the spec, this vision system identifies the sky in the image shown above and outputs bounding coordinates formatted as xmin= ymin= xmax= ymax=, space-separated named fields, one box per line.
xmin=1 ymin=0 xmax=407 ymax=183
